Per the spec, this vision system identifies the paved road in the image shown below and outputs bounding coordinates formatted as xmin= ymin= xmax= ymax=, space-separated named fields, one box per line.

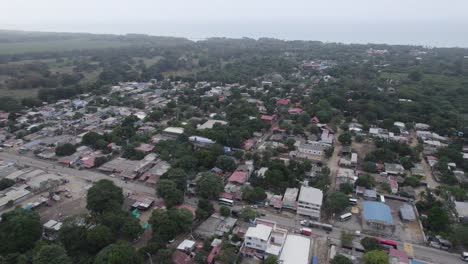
xmin=257 ymin=209 xmax=464 ymax=264
xmin=0 ymin=152 xmax=156 ymax=196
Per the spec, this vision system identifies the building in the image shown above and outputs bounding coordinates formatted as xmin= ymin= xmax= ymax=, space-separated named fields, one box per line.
xmin=399 ymin=204 xmax=416 ymax=222
xmin=385 ymin=163 xmax=405 ymax=175
xmin=282 ymin=188 xmax=298 ymax=210
xmin=362 ymin=201 xmax=395 ymax=230
xmin=197 ymin=119 xmax=228 ymax=130
xmin=162 ymin=127 xmax=184 ymax=137
xmin=43 ymin=220 xmax=63 ymax=240
xmin=297 ymin=186 xmax=323 ymax=219
xmin=278 ymin=234 xmax=310 ymax=264
xmin=455 ymin=201 xmax=468 ymax=223
xmin=241 ymin=219 xmax=288 ymax=260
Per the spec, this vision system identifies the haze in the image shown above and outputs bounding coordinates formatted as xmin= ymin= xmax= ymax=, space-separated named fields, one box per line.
xmin=2 ymin=0 xmax=468 ymax=47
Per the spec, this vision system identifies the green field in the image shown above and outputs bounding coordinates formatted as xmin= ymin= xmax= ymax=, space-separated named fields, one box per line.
xmin=0 ymin=39 xmax=134 ymax=54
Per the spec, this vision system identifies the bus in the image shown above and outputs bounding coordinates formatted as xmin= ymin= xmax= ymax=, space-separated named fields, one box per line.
xmin=340 ymin=213 xmax=352 ymax=221
xmin=218 ymin=198 xmax=234 ymax=206
xmin=376 ymin=237 xmax=398 ymax=249
xmin=349 ymin=198 xmax=358 ymax=205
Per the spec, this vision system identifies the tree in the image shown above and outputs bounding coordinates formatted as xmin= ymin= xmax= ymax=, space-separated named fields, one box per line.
xmin=339 ymin=183 xmax=354 ymax=194
xmin=362 ymin=162 xmax=378 ymax=173
xmin=451 ymin=225 xmax=468 ymax=247
xmin=55 ymin=143 xmax=76 ymax=156
xmin=338 ymin=132 xmax=352 ymax=146
xmin=285 ymin=138 xmax=296 ymax=150
xmin=242 ymin=186 xmax=267 ymax=204
xmin=341 ymin=231 xmax=354 ymax=247
xmin=149 ymin=208 xmax=193 ymax=243
xmin=154 ymin=249 xmax=173 ymax=264
xmin=331 ymin=255 xmax=353 ymax=264
xmin=196 ymin=199 xmax=214 ymax=220
xmin=0 ymin=178 xmax=15 ymax=191
xmin=156 ymin=179 xmax=183 ymax=208
xmin=165 ymin=168 xmax=188 ymax=190
xmin=355 ymin=174 xmax=376 ymax=189
xmin=220 ymin=206 xmax=231 ymax=217
xmin=87 ymin=179 xmax=124 ymax=214
xmin=86 ymin=225 xmax=116 ymax=254
xmin=361 ymin=237 xmax=382 ymax=252
xmin=425 ymin=206 xmax=450 ymax=233
xmin=34 ymin=244 xmax=72 ymax=264
xmin=261 ymin=256 xmax=278 ymax=264
xmin=325 ymin=192 xmax=349 ymax=214
xmin=0 ymin=208 xmax=42 ymax=254
xmin=94 ymin=242 xmax=143 ymax=264
xmin=215 ymin=155 xmax=237 ymax=172
xmin=98 ymin=211 xmax=143 ymax=240
xmin=363 ymin=250 xmax=389 ymax=264
xmin=217 ymin=246 xmax=237 ymax=264
xmin=240 ymin=208 xmax=257 ymax=222
xmin=198 ymin=172 xmax=223 ymax=199
xmin=82 ymin=131 xmax=103 ymax=148
xmin=408 ymin=69 xmax=422 ymax=81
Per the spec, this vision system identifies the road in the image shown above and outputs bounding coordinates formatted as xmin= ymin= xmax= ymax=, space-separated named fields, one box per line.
xmin=0 ymin=152 xmax=156 ymax=196
xmin=328 ymin=128 xmax=343 ymax=191
xmin=257 ymin=208 xmax=464 ymax=264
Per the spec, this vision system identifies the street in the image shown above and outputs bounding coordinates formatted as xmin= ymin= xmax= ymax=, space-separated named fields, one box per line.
xmin=0 ymin=152 xmax=156 ymax=196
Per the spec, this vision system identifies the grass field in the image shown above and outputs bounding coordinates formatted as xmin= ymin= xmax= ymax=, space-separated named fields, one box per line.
xmin=0 ymin=39 xmax=134 ymax=55
xmin=0 ymin=88 xmax=38 ymax=98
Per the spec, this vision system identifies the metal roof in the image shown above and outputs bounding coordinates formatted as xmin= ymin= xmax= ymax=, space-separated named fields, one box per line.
xmin=362 ymin=201 xmax=394 ymax=225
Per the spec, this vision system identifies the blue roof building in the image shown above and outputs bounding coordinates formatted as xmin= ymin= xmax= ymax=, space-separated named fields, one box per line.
xmin=362 ymin=201 xmax=394 ymax=227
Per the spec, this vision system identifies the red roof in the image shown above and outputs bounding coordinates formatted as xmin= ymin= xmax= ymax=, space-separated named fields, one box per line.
xmin=207 ymin=246 xmax=221 ymax=264
xmin=276 ymin=98 xmax=290 ymax=105
xmin=172 ymin=251 xmax=195 ymax=264
xmin=261 ymin=115 xmax=276 ymax=122
xmin=220 ymin=192 xmax=234 ymax=200
xmin=0 ymin=113 xmax=9 ymax=120
xmin=219 ymin=96 xmax=226 ymax=102
xmin=288 ymin=108 xmax=303 ymax=114
xmin=311 ymin=116 xmax=320 ymax=124
xmin=228 ymin=171 xmax=248 ymax=184
xmin=243 ymin=139 xmax=255 ymax=150
xmin=135 ymin=143 xmax=155 ymax=152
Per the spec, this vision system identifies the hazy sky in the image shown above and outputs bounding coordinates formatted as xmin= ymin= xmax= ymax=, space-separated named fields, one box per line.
xmin=2 ymin=0 xmax=468 ymax=46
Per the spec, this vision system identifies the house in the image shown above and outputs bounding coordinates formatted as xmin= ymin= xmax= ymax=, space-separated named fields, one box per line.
xmin=311 ymin=116 xmax=320 ymax=124
xmin=241 ymin=219 xmax=288 ymax=259
xmin=276 ymin=98 xmax=290 ymax=105
xmin=454 ymin=201 xmax=468 ymax=223
xmin=135 ymin=143 xmax=155 ymax=153
xmin=176 ymin=240 xmax=196 ymax=253
xmin=162 ymin=127 xmax=184 ymax=137
xmin=385 ymin=163 xmax=405 ymax=175
xmin=296 ymin=186 xmax=323 ymax=220
xmin=399 ymin=204 xmax=416 ymax=222
xmin=43 ymin=220 xmax=63 ymax=240
xmin=261 ymin=115 xmax=277 ymax=123
xmin=227 ymin=171 xmax=248 ymax=184
xmin=288 ymin=108 xmax=303 ymax=115
xmin=282 ymin=188 xmax=299 ymax=210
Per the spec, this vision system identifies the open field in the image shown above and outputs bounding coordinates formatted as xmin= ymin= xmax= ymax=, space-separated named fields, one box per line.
xmin=0 ymin=39 xmax=135 ymax=54
xmin=0 ymin=88 xmax=38 ymax=98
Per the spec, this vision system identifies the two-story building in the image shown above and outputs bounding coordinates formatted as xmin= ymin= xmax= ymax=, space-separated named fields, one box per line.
xmin=296 ymin=186 xmax=323 ymax=220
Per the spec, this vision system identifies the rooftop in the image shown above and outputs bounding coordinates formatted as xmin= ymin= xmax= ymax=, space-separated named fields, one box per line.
xmin=362 ymin=201 xmax=394 ymax=225
xmin=279 ymin=235 xmax=310 ymax=264
xmin=197 ymin=119 xmax=228 ymax=130
xmin=245 ymin=223 xmax=272 ymax=241
xmin=298 ymin=186 xmax=323 ymax=206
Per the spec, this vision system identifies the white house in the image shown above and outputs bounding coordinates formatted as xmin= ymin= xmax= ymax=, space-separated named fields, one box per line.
xmin=297 ymin=186 xmax=323 ymax=219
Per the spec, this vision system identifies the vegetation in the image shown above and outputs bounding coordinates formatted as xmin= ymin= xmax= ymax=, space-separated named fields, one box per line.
xmin=363 ymin=250 xmax=389 ymax=264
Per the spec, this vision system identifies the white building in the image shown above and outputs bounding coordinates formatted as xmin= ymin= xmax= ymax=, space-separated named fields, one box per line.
xmin=282 ymin=188 xmax=299 ymax=210
xmin=242 ymin=219 xmax=288 ymax=259
xmin=279 ymin=235 xmax=311 ymax=264
xmin=297 ymin=186 xmax=323 ymax=219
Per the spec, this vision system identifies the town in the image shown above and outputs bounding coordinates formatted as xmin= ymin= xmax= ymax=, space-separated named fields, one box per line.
xmin=0 ymin=27 xmax=468 ymax=264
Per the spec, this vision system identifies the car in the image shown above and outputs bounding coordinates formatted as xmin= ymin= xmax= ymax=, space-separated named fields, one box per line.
xmin=355 ymin=230 xmax=361 ymax=237
xmin=168 ymin=239 xmax=175 ymax=244
xmin=57 ymin=172 xmax=63 ymax=176
xmin=300 ymin=220 xmax=309 ymax=226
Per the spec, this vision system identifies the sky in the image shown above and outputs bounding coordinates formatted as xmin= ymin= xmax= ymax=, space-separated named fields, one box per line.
xmin=2 ymin=0 xmax=468 ymax=47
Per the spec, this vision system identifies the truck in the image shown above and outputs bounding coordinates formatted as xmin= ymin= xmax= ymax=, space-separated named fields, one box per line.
xmin=300 ymin=228 xmax=313 ymax=236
